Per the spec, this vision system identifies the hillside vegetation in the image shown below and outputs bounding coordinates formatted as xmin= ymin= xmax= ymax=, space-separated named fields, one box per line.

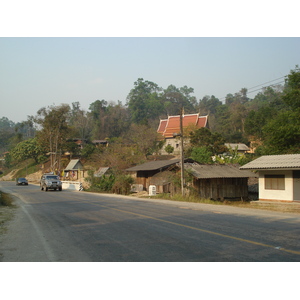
xmin=1 ymin=66 xmax=300 ymax=190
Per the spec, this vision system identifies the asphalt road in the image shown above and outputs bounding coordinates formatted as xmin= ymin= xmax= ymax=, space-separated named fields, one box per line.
xmin=1 ymin=181 xmax=300 ymax=262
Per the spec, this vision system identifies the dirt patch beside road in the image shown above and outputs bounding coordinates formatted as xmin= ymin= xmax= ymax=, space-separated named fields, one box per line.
xmin=249 ymin=200 xmax=300 ymax=213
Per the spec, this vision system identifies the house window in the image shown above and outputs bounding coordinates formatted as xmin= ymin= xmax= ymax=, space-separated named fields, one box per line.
xmin=265 ymin=175 xmax=285 ymax=190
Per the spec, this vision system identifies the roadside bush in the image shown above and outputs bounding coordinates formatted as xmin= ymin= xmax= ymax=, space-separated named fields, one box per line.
xmin=111 ymin=174 xmax=134 ymax=195
xmin=94 ymin=174 xmax=115 ymax=192
xmin=85 ymin=170 xmax=115 ymax=192
xmin=0 ymin=191 xmax=14 ymax=206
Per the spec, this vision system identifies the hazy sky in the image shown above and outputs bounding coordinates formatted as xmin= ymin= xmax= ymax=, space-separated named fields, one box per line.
xmin=1 ymin=37 xmax=299 ymax=123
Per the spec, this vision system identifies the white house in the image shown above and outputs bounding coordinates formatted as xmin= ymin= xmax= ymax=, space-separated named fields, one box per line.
xmin=240 ymin=154 xmax=300 ymax=202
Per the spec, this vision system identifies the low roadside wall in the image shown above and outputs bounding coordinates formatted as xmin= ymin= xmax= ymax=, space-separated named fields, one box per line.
xmin=61 ymin=181 xmax=83 ymax=191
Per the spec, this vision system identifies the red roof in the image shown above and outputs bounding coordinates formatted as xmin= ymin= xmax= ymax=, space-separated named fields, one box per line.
xmin=157 ymin=113 xmax=208 ymax=138
xmin=157 ymin=119 xmax=168 ymax=134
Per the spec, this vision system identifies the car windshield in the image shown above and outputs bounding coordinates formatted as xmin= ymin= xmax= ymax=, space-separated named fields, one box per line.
xmin=19 ymin=178 xmax=26 ymax=181
xmin=46 ymin=176 xmax=59 ymax=180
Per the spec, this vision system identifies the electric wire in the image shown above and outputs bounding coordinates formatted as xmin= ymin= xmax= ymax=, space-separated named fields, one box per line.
xmin=218 ymin=76 xmax=286 ymax=101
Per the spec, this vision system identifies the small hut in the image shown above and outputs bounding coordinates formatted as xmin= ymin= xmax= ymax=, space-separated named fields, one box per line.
xmin=64 ymin=159 xmax=84 ymax=180
xmin=186 ymin=163 xmax=257 ymax=201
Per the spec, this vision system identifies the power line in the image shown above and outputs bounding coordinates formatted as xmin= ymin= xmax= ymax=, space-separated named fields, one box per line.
xmin=219 ymin=76 xmax=286 ymax=101
xmin=247 ymin=80 xmax=285 ymax=95
xmin=247 ymin=76 xmax=285 ymax=92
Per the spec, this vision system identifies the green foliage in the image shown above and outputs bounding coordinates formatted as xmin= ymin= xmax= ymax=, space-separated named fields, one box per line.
xmin=11 ymin=138 xmax=44 ymax=163
xmin=189 ymin=146 xmax=213 ymax=164
xmin=35 ymin=104 xmax=71 ymax=171
xmin=282 ymin=65 xmax=300 ymax=110
xmin=162 ymin=84 xmax=196 ymax=115
xmin=251 ymin=66 xmax=300 ymax=155
xmin=261 ymin=110 xmax=300 ymax=154
xmin=189 ymin=127 xmax=227 ymax=154
xmin=95 ymin=174 xmax=115 ymax=192
xmin=85 ymin=170 xmax=115 ymax=192
xmin=111 ymin=174 xmax=135 ymax=195
xmin=4 ymin=153 xmax=12 ymax=168
xmin=198 ymin=95 xmax=222 ymax=115
xmin=214 ymin=147 xmax=253 ymax=165
xmin=164 ymin=144 xmax=174 ymax=154
xmin=126 ymin=78 xmax=163 ymax=125
xmin=80 ymin=144 xmax=95 ymax=159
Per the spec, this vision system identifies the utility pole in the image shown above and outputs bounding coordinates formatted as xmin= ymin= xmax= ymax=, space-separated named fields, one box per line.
xmin=180 ymin=107 xmax=185 ymax=196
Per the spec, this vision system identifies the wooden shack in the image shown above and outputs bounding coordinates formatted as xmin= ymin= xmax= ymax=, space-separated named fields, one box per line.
xmin=186 ymin=163 xmax=257 ymax=201
xmin=126 ymin=159 xmax=182 ymax=192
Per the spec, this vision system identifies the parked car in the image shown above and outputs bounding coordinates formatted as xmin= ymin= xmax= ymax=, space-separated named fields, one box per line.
xmin=40 ymin=173 xmax=62 ymax=191
xmin=16 ymin=177 xmax=28 ymax=185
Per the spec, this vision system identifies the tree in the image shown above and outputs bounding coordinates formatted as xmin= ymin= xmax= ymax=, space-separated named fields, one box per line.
xmin=11 ymin=137 xmax=45 ymax=163
xmin=198 ymin=95 xmax=222 ymax=115
xmin=69 ymin=102 xmax=93 ymax=144
xmin=282 ymin=65 xmax=300 ymax=110
xmin=253 ymin=67 xmax=300 ymax=154
xmin=88 ymin=99 xmax=108 ymax=139
xmin=35 ymin=104 xmax=71 ymax=171
xmin=126 ymin=78 xmax=163 ymax=125
xmin=261 ymin=110 xmax=300 ymax=154
xmin=189 ymin=146 xmax=213 ymax=164
xmin=162 ymin=84 xmax=195 ymax=116
xmin=124 ymin=124 xmax=161 ymax=158
xmin=189 ymin=127 xmax=227 ymax=155
xmin=244 ymin=106 xmax=275 ymax=139
xmin=104 ymin=101 xmax=130 ymax=138
xmin=0 ymin=117 xmax=15 ymax=153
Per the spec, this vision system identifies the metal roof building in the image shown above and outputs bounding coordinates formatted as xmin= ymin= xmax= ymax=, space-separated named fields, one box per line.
xmin=64 ymin=159 xmax=84 ymax=171
xmin=186 ymin=163 xmax=257 ymax=179
xmin=126 ymin=159 xmax=180 ymax=172
xmin=240 ymin=154 xmax=300 ymax=202
xmin=240 ymin=154 xmax=300 ymax=170
xmin=225 ymin=143 xmax=250 ymax=153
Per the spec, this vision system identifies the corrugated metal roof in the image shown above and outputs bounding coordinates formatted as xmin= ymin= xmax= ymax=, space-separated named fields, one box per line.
xmin=186 ymin=163 xmax=257 ymax=179
xmin=64 ymin=159 xmax=83 ymax=170
xmin=225 ymin=143 xmax=250 ymax=151
xmin=126 ymin=159 xmax=180 ymax=172
xmin=94 ymin=167 xmax=110 ymax=177
xmin=240 ymin=154 xmax=300 ymax=170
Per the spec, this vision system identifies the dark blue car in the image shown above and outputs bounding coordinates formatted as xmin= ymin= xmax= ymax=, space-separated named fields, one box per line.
xmin=16 ymin=178 xmax=28 ymax=185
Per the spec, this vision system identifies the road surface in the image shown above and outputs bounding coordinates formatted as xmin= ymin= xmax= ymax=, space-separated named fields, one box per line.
xmin=1 ymin=181 xmax=300 ymax=262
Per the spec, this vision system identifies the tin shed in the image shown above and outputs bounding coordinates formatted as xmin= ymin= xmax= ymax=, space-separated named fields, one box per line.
xmin=186 ymin=163 xmax=257 ymax=201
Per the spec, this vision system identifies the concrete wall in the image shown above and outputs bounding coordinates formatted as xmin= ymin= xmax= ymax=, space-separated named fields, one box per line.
xmin=259 ymin=170 xmax=294 ymax=201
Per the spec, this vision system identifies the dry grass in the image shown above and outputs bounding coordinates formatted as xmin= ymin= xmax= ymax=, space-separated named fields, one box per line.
xmin=0 ymin=191 xmax=16 ymax=235
xmin=142 ymin=193 xmax=300 ymax=214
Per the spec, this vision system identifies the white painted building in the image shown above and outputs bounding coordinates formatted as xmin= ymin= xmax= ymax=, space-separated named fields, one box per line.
xmin=240 ymin=154 xmax=300 ymax=202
